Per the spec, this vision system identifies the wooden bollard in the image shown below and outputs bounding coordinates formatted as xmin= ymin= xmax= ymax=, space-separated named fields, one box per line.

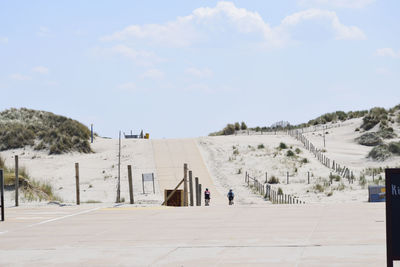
xmin=183 ymin=164 xmax=188 ymax=206
xmin=0 ymin=169 xmax=4 ymax=221
xmin=15 ymin=155 xmax=19 ymax=207
xmin=265 ymin=172 xmax=268 ymax=183
xmin=75 ymin=163 xmax=80 ymax=205
xmin=198 ymin=184 xmax=202 ymax=206
xmin=308 ymin=172 xmax=310 ymax=184
xmin=195 ymin=177 xmax=199 ymax=206
xmin=128 ymin=165 xmax=134 ymax=204
xmin=287 ymin=172 xmax=289 ymax=184
xmin=189 ymin=171 xmax=194 ymax=206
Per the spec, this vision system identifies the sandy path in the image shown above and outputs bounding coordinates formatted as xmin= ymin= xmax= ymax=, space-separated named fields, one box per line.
xmin=152 ymin=138 xmax=224 ymax=205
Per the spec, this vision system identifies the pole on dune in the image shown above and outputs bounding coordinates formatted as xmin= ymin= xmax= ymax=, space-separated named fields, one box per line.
xmin=91 ymin=124 xmax=94 ymax=143
xmin=15 ymin=155 xmax=19 ymax=207
xmin=117 ymin=131 xmax=121 ymax=203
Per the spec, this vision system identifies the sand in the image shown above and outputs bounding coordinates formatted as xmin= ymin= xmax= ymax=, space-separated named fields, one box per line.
xmin=0 ymin=117 xmax=399 ymax=206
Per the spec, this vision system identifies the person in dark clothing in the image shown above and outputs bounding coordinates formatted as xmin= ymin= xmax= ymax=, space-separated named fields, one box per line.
xmin=204 ymin=188 xmax=211 ymax=206
xmin=227 ymin=189 xmax=234 ymax=205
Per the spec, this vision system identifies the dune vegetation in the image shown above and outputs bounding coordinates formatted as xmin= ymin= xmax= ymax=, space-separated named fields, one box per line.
xmin=0 ymin=108 xmax=92 ymax=154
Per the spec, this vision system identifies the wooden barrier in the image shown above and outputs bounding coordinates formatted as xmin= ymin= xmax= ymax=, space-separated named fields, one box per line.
xmin=15 ymin=155 xmax=19 ymax=207
xmin=0 ymin=169 xmax=4 ymax=221
xmin=128 ymin=165 xmax=134 ymax=204
xmin=75 ymin=163 xmax=80 ymax=205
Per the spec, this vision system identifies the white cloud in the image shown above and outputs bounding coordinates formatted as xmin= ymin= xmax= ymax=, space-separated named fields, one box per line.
xmin=375 ymin=67 xmax=391 ymax=75
xmin=110 ymin=44 xmax=162 ymax=66
xmin=298 ymin=0 xmax=375 ymax=8
xmin=185 ymin=67 xmax=213 ymax=78
xmin=140 ymin=69 xmax=165 ymax=79
xmin=0 ymin=37 xmax=8 ymax=44
xmin=32 ymin=66 xmax=49 ymax=74
xmin=117 ymin=82 xmax=137 ymax=92
xmin=281 ymin=9 xmax=366 ymax=40
xmin=37 ymin=26 xmax=50 ymax=37
xmin=376 ymin=48 xmax=400 ymax=58
xmin=44 ymin=81 xmax=58 ymax=86
xmin=10 ymin=74 xmax=31 ymax=81
xmin=101 ymin=1 xmax=365 ymax=48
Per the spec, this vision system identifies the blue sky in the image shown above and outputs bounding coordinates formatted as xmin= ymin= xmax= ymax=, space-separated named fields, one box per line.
xmin=1 ymin=0 xmax=399 ymax=138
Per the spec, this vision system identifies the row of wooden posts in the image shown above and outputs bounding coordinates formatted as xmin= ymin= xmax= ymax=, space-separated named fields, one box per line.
xmin=244 ymin=172 xmax=305 ymax=204
xmin=162 ymin=163 xmax=203 ymax=206
xmin=265 ymin=184 xmax=305 ymax=204
xmin=288 ymin=129 xmax=355 ymax=183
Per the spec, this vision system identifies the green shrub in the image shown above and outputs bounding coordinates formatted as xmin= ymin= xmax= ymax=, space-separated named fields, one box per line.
xmin=257 ymin=144 xmax=265 ymax=149
xmin=234 ymin=122 xmax=240 ymax=131
xmin=295 ymin=148 xmax=301 ymax=154
xmin=301 ymin=158 xmax=308 ymax=163
xmin=233 ymin=149 xmax=239 ymax=155
xmin=388 ymin=142 xmax=400 ymax=155
xmin=286 ymin=150 xmax=295 ymax=157
xmin=368 ymin=144 xmax=391 ymax=161
xmin=356 ymin=132 xmax=382 ymax=146
xmin=379 ymin=128 xmax=397 ymax=139
xmin=279 ymin=142 xmax=287 ymax=149
xmin=268 ymin=176 xmax=279 ymax=184
xmin=329 ymin=173 xmax=341 ymax=182
xmin=314 ymin=183 xmax=324 ymax=193
xmin=222 ymin=124 xmax=235 ymax=135
xmin=361 ymin=107 xmax=388 ymax=131
xmin=240 ymin=121 xmax=247 ymax=130
xmin=277 ymin=187 xmax=283 ymax=195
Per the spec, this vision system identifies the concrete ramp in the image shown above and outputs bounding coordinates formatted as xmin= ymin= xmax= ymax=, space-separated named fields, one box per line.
xmin=152 ymin=138 xmax=224 ymax=205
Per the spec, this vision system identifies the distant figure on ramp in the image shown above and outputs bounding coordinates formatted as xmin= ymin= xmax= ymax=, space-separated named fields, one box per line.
xmin=227 ymin=189 xmax=234 ymax=205
xmin=204 ymin=188 xmax=211 ymax=206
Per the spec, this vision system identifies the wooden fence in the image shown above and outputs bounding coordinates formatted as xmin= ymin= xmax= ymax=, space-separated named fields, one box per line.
xmin=244 ymin=172 xmax=305 ymax=204
xmin=288 ymin=129 xmax=355 ymax=183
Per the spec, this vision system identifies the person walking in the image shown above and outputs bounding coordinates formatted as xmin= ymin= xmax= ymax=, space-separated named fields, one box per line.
xmin=204 ymin=188 xmax=211 ymax=206
xmin=227 ymin=189 xmax=234 ymax=205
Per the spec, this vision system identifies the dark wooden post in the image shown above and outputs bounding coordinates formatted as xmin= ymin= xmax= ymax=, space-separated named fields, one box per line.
xmin=0 ymin=169 xmax=4 ymax=221
xmin=198 ymin=184 xmax=202 ymax=206
xmin=128 ymin=165 xmax=134 ymax=204
xmin=287 ymin=172 xmax=289 ymax=184
xmin=189 ymin=171 xmax=194 ymax=206
xmin=195 ymin=177 xmax=199 ymax=206
xmin=15 ymin=155 xmax=19 ymax=207
xmin=183 ymin=163 xmax=188 ymax=206
xmin=265 ymin=172 xmax=268 ymax=183
xmin=75 ymin=163 xmax=80 ymax=205
xmin=308 ymin=171 xmax=310 ymax=184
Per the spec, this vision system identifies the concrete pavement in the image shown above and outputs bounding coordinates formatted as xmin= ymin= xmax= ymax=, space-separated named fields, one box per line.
xmin=0 ymin=202 xmax=388 ymax=266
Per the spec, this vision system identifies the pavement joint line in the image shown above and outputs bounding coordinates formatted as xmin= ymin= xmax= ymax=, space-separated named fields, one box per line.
xmin=0 ymin=207 xmax=101 ymax=236
xmin=294 ymin=205 xmax=327 ymax=267
xmin=27 ymin=207 xmax=100 ymax=228
xmin=101 ymin=206 xmax=170 ymax=211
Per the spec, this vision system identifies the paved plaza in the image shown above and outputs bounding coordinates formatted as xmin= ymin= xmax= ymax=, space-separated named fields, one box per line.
xmin=0 ymin=202 xmax=388 ymax=266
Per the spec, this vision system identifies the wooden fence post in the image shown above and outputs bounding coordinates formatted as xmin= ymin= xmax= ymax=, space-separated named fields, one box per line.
xmin=189 ymin=171 xmax=194 ymax=206
xmin=128 ymin=165 xmax=134 ymax=204
xmin=308 ymin=171 xmax=310 ymax=184
xmin=287 ymin=172 xmax=289 ymax=184
xmin=265 ymin=172 xmax=268 ymax=183
xmin=195 ymin=177 xmax=199 ymax=206
xmin=0 ymin=169 xmax=4 ymax=221
xmin=15 ymin=155 xmax=19 ymax=207
xmin=198 ymin=184 xmax=202 ymax=206
xmin=75 ymin=163 xmax=80 ymax=205
xmin=183 ymin=163 xmax=188 ymax=206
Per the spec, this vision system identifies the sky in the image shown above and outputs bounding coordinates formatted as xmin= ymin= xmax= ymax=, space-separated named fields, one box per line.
xmin=1 ymin=0 xmax=399 ymax=139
